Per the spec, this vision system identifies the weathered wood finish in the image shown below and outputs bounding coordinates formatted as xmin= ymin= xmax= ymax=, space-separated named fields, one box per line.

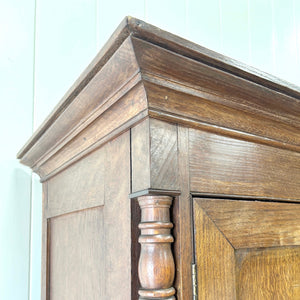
xmin=138 ymin=195 xmax=175 ymax=299
xmin=18 ymin=17 xmax=300 ymax=300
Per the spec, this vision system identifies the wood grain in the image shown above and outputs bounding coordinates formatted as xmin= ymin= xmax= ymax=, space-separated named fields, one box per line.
xmin=19 ymin=36 xmax=140 ymax=167
xmin=193 ymin=200 xmax=236 ymax=299
xmin=132 ymin=37 xmax=300 ymax=129
xmin=126 ymin=17 xmax=300 ymax=100
xmin=149 ymin=118 xmax=178 ymax=190
xmin=189 ymin=129 xmax=300 ymax=200
xmin=236 ymin=247 xmax=300 ymax=299
xmin=131 ymin=118 xmax=151 ymax=192
xmin=103 ymin=131 xmax=131 ymax=299
xmin=197 ymin=198 xmax=300 ymax=249
xmin=49 ymin=206 xmax=104 ymax=300
xmin=138 ymin=195 xmax=175 ymax=299
xmin=131 ymin=118 xmax=179 ymax=192
xmin=47 ymin=145 xmax=105 ymax=218
xmin=145 ymin=81 xmax=300 ymax=148
xmin=173 ymin=125 xmax=193 ymax=300
xmin=38 ymin=82 xmax=147 ymax=178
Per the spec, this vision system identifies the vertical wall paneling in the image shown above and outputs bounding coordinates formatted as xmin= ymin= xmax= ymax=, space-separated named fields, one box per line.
xmin=0 ymin=0 xmax=35 ymax=299
xmin=145 ymin=0 xmax=187 ymax=38
xmin=248 ymin=0 xmax=274 ymax=74
xmin=34 ymin=0 xmax=97 ymax=129
xmin=186 ymin=0 xmax=221 ymax=53
xmin=219 ymin=0 xmax=250 ymax=64
xmin=272 ymin=0 xmax=300 ymax=85
xmin=97 ymin=0 xmax=145 ymax=49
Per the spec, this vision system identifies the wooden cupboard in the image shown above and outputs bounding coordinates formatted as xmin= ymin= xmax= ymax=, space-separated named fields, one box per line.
xmin=18 ymin=17 xmax=300 ymax=299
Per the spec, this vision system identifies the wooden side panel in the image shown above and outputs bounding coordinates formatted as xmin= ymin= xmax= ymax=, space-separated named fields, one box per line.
xmin=49 ymin=207 xmax=104 ymax=300
xmin=197 ymin=199 xmax=300 ymax=249
xmin=150 ymin=118 xmax=178 ymax=190
xmin=42 ymin=131 xmax=131 ymax=299
xmin=131 ymin=118 xmax=151 ymax=192
xmin=193 ymin=200 xmax=236 ymax=299
xmin=104 ymin=131 xmax=131 ymax=299
xmin=236 ymin=247 xmax=300 ymax=299
xmin=47 ymin=146 xmax=105 ymax=217
xmin=189 ymin=128 xmax=300 ymax=200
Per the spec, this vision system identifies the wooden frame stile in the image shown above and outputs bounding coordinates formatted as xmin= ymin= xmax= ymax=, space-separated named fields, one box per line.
xmin=174 ymin=125 xmax=194 ymax=300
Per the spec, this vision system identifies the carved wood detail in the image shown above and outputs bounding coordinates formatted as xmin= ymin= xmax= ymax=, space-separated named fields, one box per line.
xmin=138 ymin=195 xmax=176 ymax=299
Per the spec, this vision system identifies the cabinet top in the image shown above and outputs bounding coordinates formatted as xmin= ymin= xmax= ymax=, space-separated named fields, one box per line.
xmin=18 ymin=16 xmax=300 ymax=177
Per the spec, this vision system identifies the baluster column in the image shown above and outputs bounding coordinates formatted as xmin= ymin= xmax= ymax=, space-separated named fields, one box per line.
xmin=138 ymin=195 xmax=175 ymax=299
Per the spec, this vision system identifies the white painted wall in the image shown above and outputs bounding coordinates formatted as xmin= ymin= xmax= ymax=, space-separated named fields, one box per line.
xmin=1 ymin=1 xmax=299 ymax=299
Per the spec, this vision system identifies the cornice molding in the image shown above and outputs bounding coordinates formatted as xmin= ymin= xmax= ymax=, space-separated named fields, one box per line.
xmin=18 ymin=17 xmax=300 ymax=178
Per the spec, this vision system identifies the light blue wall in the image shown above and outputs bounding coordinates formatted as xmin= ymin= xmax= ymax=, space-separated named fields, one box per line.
xmin=1 ymin=1 xmax=299 ymax=299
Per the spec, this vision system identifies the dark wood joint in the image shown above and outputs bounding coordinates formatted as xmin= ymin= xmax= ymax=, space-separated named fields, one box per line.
xmin=137 ymin=195 xmax=176 ymax=299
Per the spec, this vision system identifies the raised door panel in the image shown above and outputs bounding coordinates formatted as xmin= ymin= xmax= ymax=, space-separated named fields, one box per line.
xmin=193 ymin=198 xmax=300 ymax=299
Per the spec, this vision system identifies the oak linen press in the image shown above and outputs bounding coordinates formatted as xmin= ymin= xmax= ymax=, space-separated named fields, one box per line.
xmin=18 ymin=17 xmax=300 ymax=299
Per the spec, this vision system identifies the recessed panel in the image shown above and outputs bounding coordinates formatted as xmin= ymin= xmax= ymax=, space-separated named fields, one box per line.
xmin=49 ymin=207 xmax=104 ymax=300
xmin=236 ymin=247 xmax=300 ymax=299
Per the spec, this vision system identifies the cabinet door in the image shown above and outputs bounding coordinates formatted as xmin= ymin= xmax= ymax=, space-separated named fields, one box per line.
xmin=193 ymin=198 xmax=300 ymax=299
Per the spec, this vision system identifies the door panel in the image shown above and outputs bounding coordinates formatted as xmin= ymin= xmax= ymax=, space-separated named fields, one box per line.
xmin=193 ymin=198 xmax=300 ymax=299
xmin=236 ymin=247 xmax=300 ymax=299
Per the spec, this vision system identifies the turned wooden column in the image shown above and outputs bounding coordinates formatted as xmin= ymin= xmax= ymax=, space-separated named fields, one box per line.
xmin=138 ymin=195 xmax=175 ymax=299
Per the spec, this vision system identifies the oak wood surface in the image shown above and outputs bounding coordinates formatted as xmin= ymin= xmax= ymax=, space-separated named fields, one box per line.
xmin=37 ymin=82 xmax=147 ymax=178
xmin=46 ymin=145 xmax=105 ymax=218
xmin=173 ymin=125 xmax=193 ymax=300
xmin=193 ymin=199 xmax=236 ymax=300
xmin=197 ymin=199 xmax=300 ymax=249
xmin=19 ymin=36 xmax=141 ymax=167
xmin=132 ymin=37 xmax=300 ymax=130
xmin=236 ymin=247 xmax=300 ymax=299
xmin=43 ymin=131 xmax=131 ymax=299
xmin=103 ymin=131 xmax=131 ymax=299
xmin=189 ymin=128 xmax=300 ymax=201
xmin=145 ymin=81 xmax=300 ymax=149
xmin=138 ymin=195 xmax=175 ymax=299
xmin=149 ymin=119 xmax=178 ymax=190
xmin=193 ymin=198 xmax=300 ymax=300
xmin=131 ymin=118 xmax=179 ymax=193
xmin=19 ymin=17 xmax=300 ymax=171
xmin=49 ymin=207 xmax=104 ymax=300
xmin=131 ymin=118 xmax=151 ymax=192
